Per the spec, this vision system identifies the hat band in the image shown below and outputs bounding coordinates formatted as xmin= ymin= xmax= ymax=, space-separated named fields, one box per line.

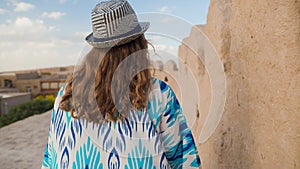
xmin=89 ymin=23 xmax=143 ymax=42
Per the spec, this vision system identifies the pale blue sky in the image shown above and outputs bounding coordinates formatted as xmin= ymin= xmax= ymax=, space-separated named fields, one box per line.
xmin=0 ymin=0 xmax=210 ymax=72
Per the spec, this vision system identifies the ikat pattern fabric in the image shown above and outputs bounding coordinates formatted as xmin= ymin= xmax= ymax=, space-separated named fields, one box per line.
xmin=41 ymin=77 xmax=201 ymax=169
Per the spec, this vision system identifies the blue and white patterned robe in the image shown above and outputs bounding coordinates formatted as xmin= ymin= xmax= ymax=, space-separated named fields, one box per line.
xmin=41 ymin=77 xmax=201 ymax=169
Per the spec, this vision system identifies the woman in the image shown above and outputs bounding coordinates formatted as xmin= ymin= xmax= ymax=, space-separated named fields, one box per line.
xmin=41 ymin=0 xmax=201 ymax=168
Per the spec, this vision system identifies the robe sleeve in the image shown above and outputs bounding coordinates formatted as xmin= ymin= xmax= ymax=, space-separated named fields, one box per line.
xmin=158 ymin=80 xmax=202 ymax=169
xmin=41 ymin=112 xmax=53 ymax=169
xmin=41 ymin=83 xmax=66 ymax=169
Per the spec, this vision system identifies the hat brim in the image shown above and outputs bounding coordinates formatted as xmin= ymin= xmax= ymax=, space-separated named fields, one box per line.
xmin=85 ymin=22 xmax=150 ymax=48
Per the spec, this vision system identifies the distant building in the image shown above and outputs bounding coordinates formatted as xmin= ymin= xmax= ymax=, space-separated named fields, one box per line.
xmin=0 ymin=88 xmax=19 ymax=93
xmin=16 ymin=72 xmax=40 ymax=80
xmin=39 ymin=74 xmax=67 ymax=96
xmin=0 ymin=93 xmax=31 ymax=115
xmin=15 ymin=72 xmax=41 ymax=98
xmin=0 ymin=66 xmax=74 ymax=98
xmin=0 ymin=72 xmax=16 ymax=88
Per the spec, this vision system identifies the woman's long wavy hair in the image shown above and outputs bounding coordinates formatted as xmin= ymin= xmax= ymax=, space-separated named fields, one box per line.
xmin=59 ymin=34 xmax=152 ymax=122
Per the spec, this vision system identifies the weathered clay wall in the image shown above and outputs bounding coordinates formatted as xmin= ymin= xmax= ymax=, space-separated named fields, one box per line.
xmin=200 ymin=0 xmax=300 ymax=168
xmin=178 ymin=25 xmax=214 ymax=169
xmin=151 ymin=1 xmax=299 ymax=168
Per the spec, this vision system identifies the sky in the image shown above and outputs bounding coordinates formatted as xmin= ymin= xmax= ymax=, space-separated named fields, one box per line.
xmin=0 ymin=0 xmax=210 ymax=72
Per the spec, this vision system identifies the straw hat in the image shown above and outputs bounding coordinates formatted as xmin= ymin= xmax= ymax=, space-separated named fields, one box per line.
xmin=85 ymin=0 xmax=150 ymax=48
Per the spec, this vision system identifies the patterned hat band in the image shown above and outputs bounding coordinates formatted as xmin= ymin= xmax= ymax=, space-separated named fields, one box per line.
xmin=86 ymin=0 xmax=150 ymax=48
xmin=91 ymin=0 xmax=139 ymax=39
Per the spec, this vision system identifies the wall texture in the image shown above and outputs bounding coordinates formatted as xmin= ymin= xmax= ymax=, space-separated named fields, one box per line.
xmin=199 ymin=0 xmax=300 ymax=168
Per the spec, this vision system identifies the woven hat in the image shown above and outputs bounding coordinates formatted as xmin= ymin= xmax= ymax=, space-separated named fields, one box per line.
xmin=85 ymin=0 xmax=150 ymax=48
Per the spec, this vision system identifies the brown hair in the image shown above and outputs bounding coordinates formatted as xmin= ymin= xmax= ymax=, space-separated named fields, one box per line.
xmin=59 ymin=34 xmax=152 ymax=122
